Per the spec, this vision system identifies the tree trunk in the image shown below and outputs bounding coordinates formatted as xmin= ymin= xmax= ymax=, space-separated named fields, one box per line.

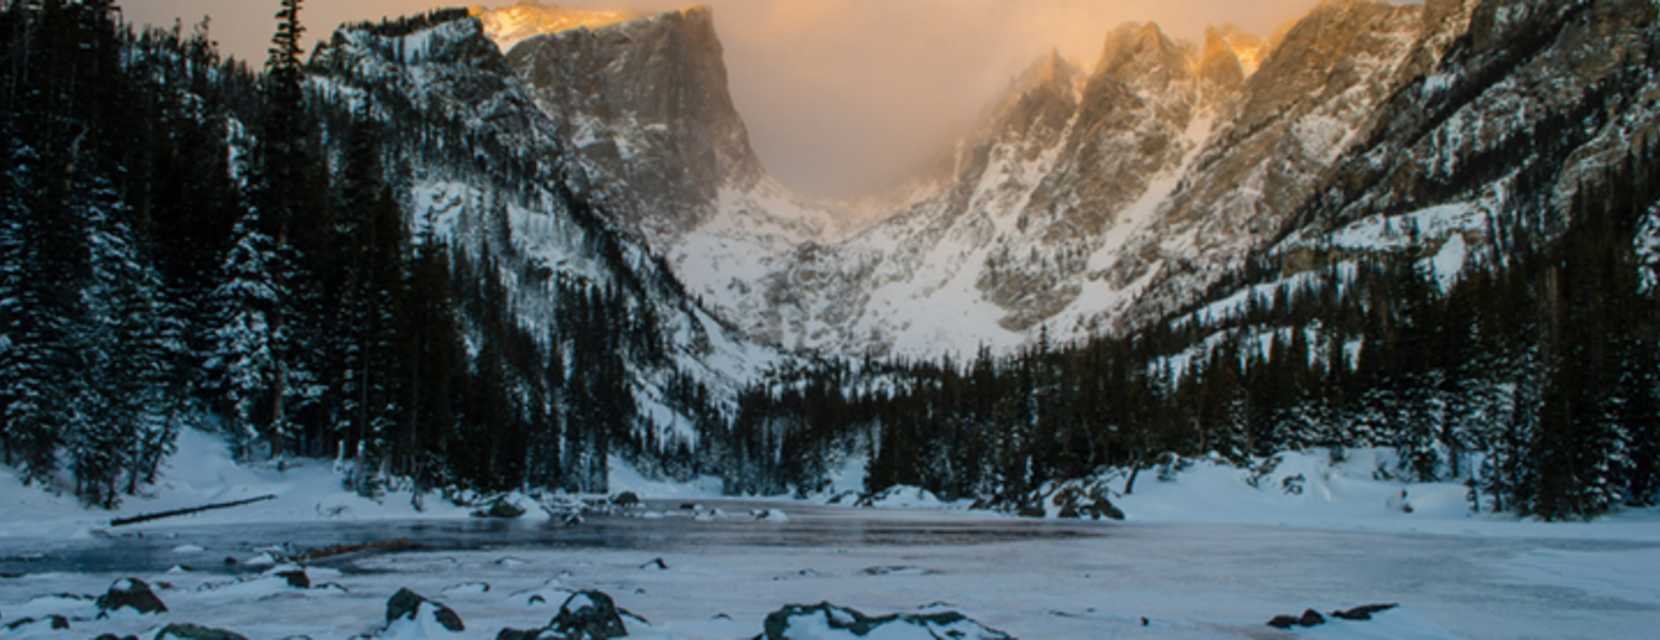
xmin=1123 ymin=451 xmax=1143 ymax=496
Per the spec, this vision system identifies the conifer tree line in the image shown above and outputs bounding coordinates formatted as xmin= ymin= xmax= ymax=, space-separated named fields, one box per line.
xmin=0 ymin=1 xmax=689 ymax=506
xmin=729 ymin=138 xmax=1660 ymax=521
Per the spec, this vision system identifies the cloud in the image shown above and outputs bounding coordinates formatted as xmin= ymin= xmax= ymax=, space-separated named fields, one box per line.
xmin=120 ymin=0 xmax=1351 ymax=196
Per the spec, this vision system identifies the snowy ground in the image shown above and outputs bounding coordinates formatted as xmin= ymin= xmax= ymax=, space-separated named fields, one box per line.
xmin=3 ymin=434 xmax=1659 ymax=638
xmin=2 ymin=507 xmax=1658 ymax=639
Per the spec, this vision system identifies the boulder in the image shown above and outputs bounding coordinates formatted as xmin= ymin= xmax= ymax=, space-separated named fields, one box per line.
xmin=473 ymin=497 xmax=527 ymax=519
xmin=97 ymin=578 xmax=167 ymax=616
xmin=4 ymin=615 xmax=70 ymax=632
xmin=275 ymin=569 xmax=310 ymax=589
xmin=1049 ymin=484 xmax=1125 ymax=521
xmin=550 ymin=590 xmax=628 ymax=639
xmin=1267 ymin=614 xmax=1300 ymax=629
xmin=386 ymin=588 xmax=464 ymax=632
xmin=610 ymin=492 xmax=641 ymax=508
xmin=156 ymin=623 xmax=251 ymax=640
xmin=1298 ymin=609 xmax=1326 ymax=627
xmin=760 ymin=603 xmax=1012 ymax=639
xmin=1332 ymin=603 xmax=1399 ymax=621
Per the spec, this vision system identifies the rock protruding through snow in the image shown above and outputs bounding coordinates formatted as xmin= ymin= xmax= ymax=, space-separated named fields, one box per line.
xmin=759 ymin=602 xmax=1012 ymax=639
xmin=500 ymin=590 xmax=630 ymax=639
xmin=385 ymin=588 xmax=465 ymax=633
xmin=96 ymin=578 xmax=167 ymax=616
xmin=155 ymin=623 xmax=251 ymax=640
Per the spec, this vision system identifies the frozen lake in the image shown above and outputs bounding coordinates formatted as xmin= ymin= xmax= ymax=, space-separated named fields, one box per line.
xmin=2 ymin=501 xmax=1658 ymax=638
xmin=0 ymin=500 xmax=1104 ymax=576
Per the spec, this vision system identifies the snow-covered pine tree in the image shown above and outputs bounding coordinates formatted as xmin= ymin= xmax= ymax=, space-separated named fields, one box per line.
xmin=73 ymin=175 xmax=175 ymax=507
xmin=207 ymin=212 xmax=289 ymax=462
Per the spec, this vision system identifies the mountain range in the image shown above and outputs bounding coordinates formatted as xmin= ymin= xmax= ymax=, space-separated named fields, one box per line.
xmin=460 ymin=0 xmax=1576 ymax=360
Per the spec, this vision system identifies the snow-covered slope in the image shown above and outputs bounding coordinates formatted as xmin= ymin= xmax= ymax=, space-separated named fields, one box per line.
xmin=476 ymin=1 xmax=1454 ymax=357
xmin=309 ymin=14 xmax=787 ymax=445
xmin=462 ymin=0 xmax=1659 ymax=364
xmin=654 ymin=3 xmax=1430 ymax=357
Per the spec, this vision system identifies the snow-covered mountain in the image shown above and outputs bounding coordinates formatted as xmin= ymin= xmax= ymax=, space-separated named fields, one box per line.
xmin=460 ymin=0 xmax=1658 ymax=362
xmin=308 ymin=12 xmax=786 ymax=445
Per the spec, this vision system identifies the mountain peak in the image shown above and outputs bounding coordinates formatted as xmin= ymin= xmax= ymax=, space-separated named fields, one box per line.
xmin=1093 ymin=21 xmax=1191 ymax=88
xmin=1014 ymin=48 xmax=1083 ymax=95
xmin=469 ymin=2 xmax=639 ymax=52
xmin=503 ymin=0 xmax=761 ymax=235
xmin=1203 ymin=24 xmax=1267 ymax=77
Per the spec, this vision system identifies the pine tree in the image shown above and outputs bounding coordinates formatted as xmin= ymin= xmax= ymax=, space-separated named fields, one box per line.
xmin=207 ymin=213 xmax=290 ymax=461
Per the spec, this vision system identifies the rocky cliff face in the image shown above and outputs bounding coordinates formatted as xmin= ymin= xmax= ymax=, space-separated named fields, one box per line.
xmin=1279 ymin=0 xmax=1660 ymax=249
xmin=487 ymin=3 xmax=763 ymax=237
xmin=470 ymin=0 xmax=1660 ymax=359
xmin=1103 ymin=0 xmax=1425 ymax=330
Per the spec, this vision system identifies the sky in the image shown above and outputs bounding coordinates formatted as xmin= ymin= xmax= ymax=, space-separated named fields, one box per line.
xmin=122 ymin=0 xmax=1342 ymax=197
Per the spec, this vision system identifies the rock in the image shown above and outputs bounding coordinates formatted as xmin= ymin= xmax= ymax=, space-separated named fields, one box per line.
xmin=1016 ymin=503 xmax=1047 ymax=518
xmin=473 ymin=497 xmax=527 ymax=519
xmin=677 ymin=502 xmax=700 ymax=510
xmin=1332 ymin=603 xmax=1399 ymax=621
xmin=156 ymin=623 xmax=251 ymax=640
xmin=97 ymin=577 xmax=168 ymax=616
xmin=610 ymin=492 xmax=640 ymax=508
xmin=275 ymin=569 xmax=310 ymax=589
xmin=1299 ymin=609 xmax=1326 ymax=626
xmin=760 ymin=603 xmax=1012 ymax=639
xmin=639 ymin=558 xmax=669 ymax=570
xmin=550 ymin=590 xmax=628 ymax=639
xmin=1267 ymin=614 xmax=1300 ymax=629
xmin=386 ymin=588 xmax=464 ymax=632
xmin=94 ymin=635 xmax=139 ymax=640
xmin=4 ymin=615 xmax=71 ymax=632
xmin=753 ymin=509 xmax=789 ymax=523
xmin=442 ymin=581 xmax=491 ymax=595
xmin=1048 ymin=484 xmax=1125 ymax=521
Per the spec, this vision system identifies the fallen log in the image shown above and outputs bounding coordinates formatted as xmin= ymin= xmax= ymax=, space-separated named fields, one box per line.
xmin=108 ymin=494 xmax=277 ymax=527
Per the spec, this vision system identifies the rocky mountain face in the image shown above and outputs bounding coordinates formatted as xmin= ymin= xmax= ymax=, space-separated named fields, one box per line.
xmin=1270 ymin=0 xmax=1660 ymax=266
xmin=483 ymin=3 xmax=764 ymax=237
xmin=465 ymin=0 xmax=1659 ymax=359
xmin=1104 ymin=0 xmax=1427 ymax=330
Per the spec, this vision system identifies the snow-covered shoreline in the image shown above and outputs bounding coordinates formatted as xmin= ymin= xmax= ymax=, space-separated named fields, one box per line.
xmin=6 ymin=429 xmax=1660 ymax=545
xmin=3 ymin=431 xmax=1659 ymax=638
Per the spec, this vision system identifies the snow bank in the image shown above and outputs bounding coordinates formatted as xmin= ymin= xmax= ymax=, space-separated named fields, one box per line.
xmin=604 ymin=455 xmax=725 ymax=500
xmin=857 ymin=485 xmax=951 ymax=509
xmin=1111 ymin=448 xmax=1660 ymax=539
xmin=0 ymin=427 xmax=475 ymax=539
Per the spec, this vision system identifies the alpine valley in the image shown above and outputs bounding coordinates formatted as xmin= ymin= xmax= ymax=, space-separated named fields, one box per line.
xmin=2 ymin=0 xmax=1660 ymax=636
xmin=3 ymin=0 xmax=1660 ymax=636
